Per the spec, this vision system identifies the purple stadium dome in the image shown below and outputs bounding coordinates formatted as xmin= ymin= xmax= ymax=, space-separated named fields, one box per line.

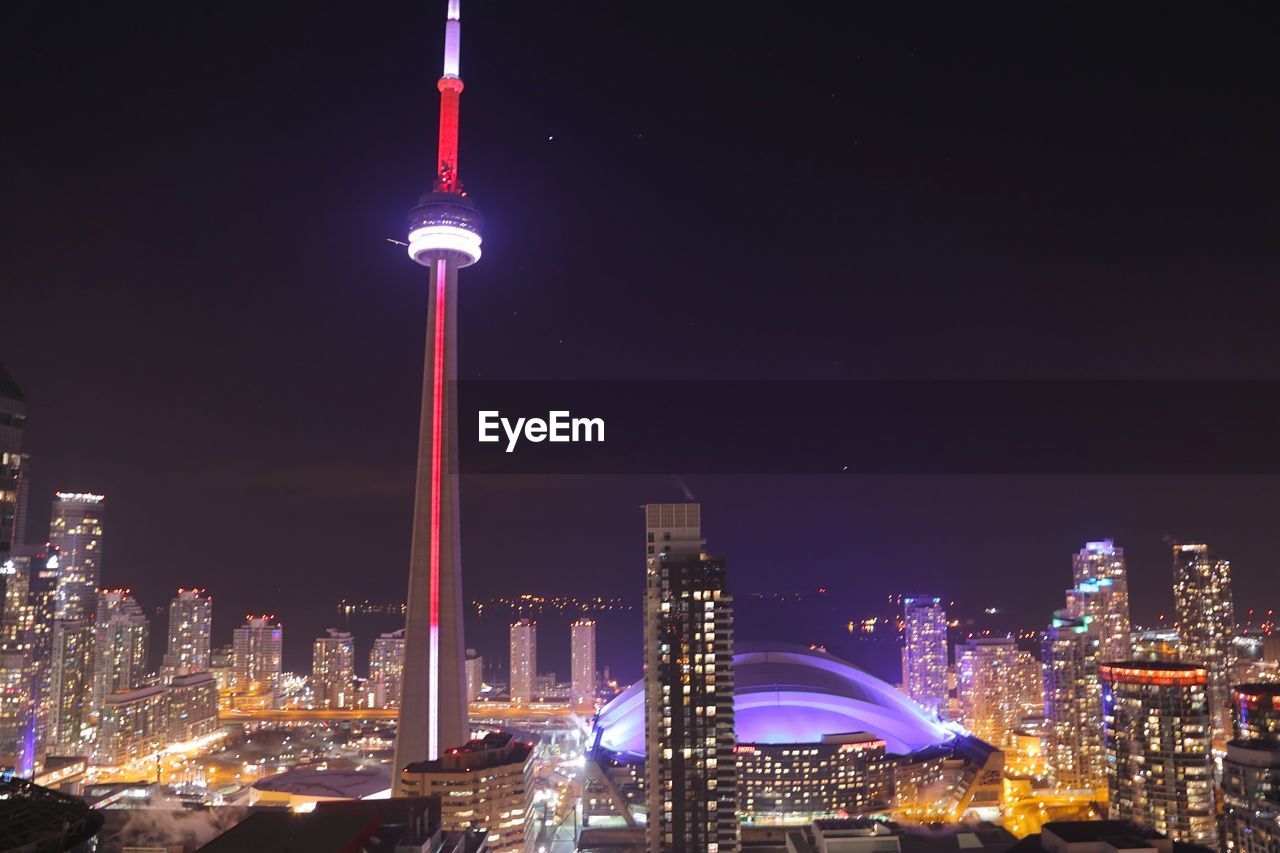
xmin=592 ymin=643 xmax=954 ymax=761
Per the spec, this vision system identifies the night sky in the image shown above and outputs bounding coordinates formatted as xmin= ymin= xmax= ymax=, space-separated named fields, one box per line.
xmin=4 ymin=3 xmax=1279 ymax=675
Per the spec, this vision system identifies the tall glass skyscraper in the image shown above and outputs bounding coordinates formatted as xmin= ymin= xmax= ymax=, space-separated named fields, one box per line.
xmin=1223 ymin=683 xmax=1280 ymax=853
xmin=49 ymin=492 xmax=105 ymax=622
xmin=902 ymin=596 xmax=948 ymax=718
xmin=508 ymin=619 xmax=537 ymax=703
xmin=570 ymin=618 xmax=596 ymax=706
xmin=1071 ymin=540 xmax=1131 ymax=662
xmin=1171 ymin=543 xmax=1235 ymax=736
xmin=1041 ymin=610 xmax=1105 ymax=788
xmin=91 ymin=590 xmax=149 ymax=713
xmin=956 ymin=636 xmax=1021 ymax=748
xmin=163 ymin=588 xmax=212 ymax=682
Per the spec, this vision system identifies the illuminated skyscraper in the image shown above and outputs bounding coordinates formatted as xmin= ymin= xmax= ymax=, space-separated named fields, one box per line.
xmin=1223 ymin=683 xmax=1280 ymax=853
xmin=1042 ymin=611 xmax=1105 ymax=788
xmin=0 ymin=361 xmax=28 ymax=554
xmin=163 ymin=588 xmax=212 ymax=682
xmin=233 ymin=616 xmax=283 ymax=707
xmin=956 ymin=636 xmax=1021 ymax=747
xmin=393 ymin=0 xmax=483 ymax=784
xmin=369 ymin=629 xmax=406 ymax=709
xmin=644 ymin=503 xmax=737 ymax=853
xmin=49 ymin=493 xmax=105 ymax=623
xmin=571 ymin=618 xmax=596 ymax=706
xmin=1071 ymin=540 xmax=1131 ymax=662
xmin=902 ymin=596 xmax=948 ymax=718
xmin=312 ymin=628 xmax=355 ymax=709
xmin=1171 ymin=543 xmax=1235 ymax=736
xmin=47 ymin=618 xmax=92 ymax=753
xmin=91 ymin=590 xmax=149 ymax=713
xmin=1102 ymin=662 xmax=1217 ymax=847
xmin=508 ymin=619 xmax=536 ymax=703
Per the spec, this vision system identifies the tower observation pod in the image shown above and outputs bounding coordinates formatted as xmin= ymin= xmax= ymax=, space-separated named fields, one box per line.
xmin=393 ymin=0 xmax=481 ymax=794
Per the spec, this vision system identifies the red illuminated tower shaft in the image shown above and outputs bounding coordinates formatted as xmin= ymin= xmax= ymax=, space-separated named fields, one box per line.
xmin=393 ymin=0 xmax=483 ymax=792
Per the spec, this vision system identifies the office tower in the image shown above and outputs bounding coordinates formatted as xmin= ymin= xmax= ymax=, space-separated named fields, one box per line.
xmin=393 ymin=0 xmax=484 ymax=785
xmin=48 ymin=618 xmax=92 ymax=753
xmin=166 ymin=670 xmax=218 ymax=743
xmin=0 ymin=362 xmax=27 ymax=554
xmin=312 ymin=628 xmax=355 ymax=709
xmin=644 ymin=501 xmax=737 ymax=853
xmin=48 ymin=492 xmax=105 ymax=622
xmin=400 ymin=731 xmax=532 ymax=852
xmin=902 ymin=597 xmax=948 ymax=717
xmin=91 ymin=590 xmax=149 ymax=714
xmin=1223 ymin=683 xmax=1280 ymax=853
xmin=571 ymin=618 xmax=596 ymax=706
xmin=1101 ymin=662 xmax=1217 ymax=847
xmin=1171 ymin=543 xmax=1235 ymax=736
xmin=370 ymin=629 xmax=406 ymax=709
xmin=956 ymin=637 xmax=1021 ymax=747
xmin=464 ymin=648 xmax=483 ymax=701
xmin=233 ymin=616 xmax=283 ymax=707
xmin=93 ymin=684 xmax=167 ymax=766
xmin=508 ymin=619 xmax=536 ymax=703
xmin=1071 ymin=540 xmax=1131 ymax=662
xmin=163 ymin=588 xmax=212 ymax=682
xmin=1042 ymin=611 xmax=1105 ymax=789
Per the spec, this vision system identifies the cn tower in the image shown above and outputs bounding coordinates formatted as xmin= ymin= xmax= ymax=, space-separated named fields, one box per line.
xmin=393 ymin=0 xmax=482 ymax=789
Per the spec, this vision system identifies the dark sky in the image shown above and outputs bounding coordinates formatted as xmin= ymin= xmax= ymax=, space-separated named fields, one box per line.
xmin=3 ymin=3 xmax=1279 ymax=672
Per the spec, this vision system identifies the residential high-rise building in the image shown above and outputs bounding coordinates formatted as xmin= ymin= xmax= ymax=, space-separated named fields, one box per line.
xmin=0 ymin=547 xmax=55 ymax=774
xmin=393 ymin=0 xmax=483 ymax=786
xmin=956 ymin=637 xmax=1021 ymax=748
xmin=902 ymin=597 xmax=948 ymax=718
xmin=370 ymin=629 xmax=406 ymax=709
xmin=233 ymin=616 xmax=283 ymax=707
xmin=508 ymin=619 xmax=536 ymax=703
xmin=571 ymin=618 xmax=596 ymax=706
xmin=1071 ymin=540 xmax=1131 ymax=662
xmin=48 ymin=618 xmax=92 ymax=753
xmin=644 ymin=502 xmax=737 ymax=853
xmin=1223 ymin=682 xmax=1280 ymax=853
xmin=1171 ymin=543 xmax=1235 ymax=736
xmin=94 ymin=684 xmax=167 ymax=766
xmin=163 ymin=588 xmax=212 ymax=682
xmin=48 ymin=492 xmax=105 ymax=622
xmin=400 ymin=731 xmax=532 ymax=852
xmin=91 ymin=590 xmax=149 ymax=713
xmin=166 ymin=670 xmax=218 ymax=743
xmin=1042 ymin=611 xmax=1105 ymax=789
xmin=1101 ymin=662 xmax=1217 ymax=847
xmin=464 ymin=648 xmax=483 ymax=701
xmin=0 ymin=362 xmax=28 ymax=554
xmin=312 ymin=628 xmax=355 ymax=709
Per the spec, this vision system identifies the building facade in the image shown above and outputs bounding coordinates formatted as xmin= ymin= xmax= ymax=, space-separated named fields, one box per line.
xmin=0 ymin=362 xmax=27 ymax=555
xmin=166 ymin=670 xmax=219 ymax=743
xmin=232 ymin=616 xmax=283 ymax=707
xmin=956 ymin=637 xmax=1021 ymax=748
xmin=400 ymin=731 xmax=532 ymax=852
xmin=94 ymin=684 xmax=167 ymax=766
xmin=571 ymin=618 xmax=596 ymax=706
xmin=644 ymin=502 xmax=737 ymax=853
xmin=509 ymin=618 xmax=536 ymax=703
xmin=47 ymin=618 xmax=92 ymax=753
xmin=735 ymin=732 xmax=891 ymax=821
xmin=91 ymin=590 xmax=149 ymax=713
xmin=1071 ymin=540 xmax=1131 ymax=662
xmin=312 ymin=628 xmax=355 ymax=709
xmin=369 ymin=629 xmax=405 ymax=709
xmin=48 ymin=493 xmax=105 ymax=622
xmin=902 ymin=596 xmax=948 ymax=718
xmin=1041 ymin=611 xmax=1104 ymax=789
xmin=1223 ymin=682 xmax=1280 ymax=853
xmin=1101 ymin=661 xmax=1216 ymax=847
xmin=1171 ymin=543 xmax=1235 ymax=736
xmin=163 ymin=588 xmax=212 ymax=682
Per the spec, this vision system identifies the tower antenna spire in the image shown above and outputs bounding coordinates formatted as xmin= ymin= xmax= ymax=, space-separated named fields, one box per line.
xmin=435 ymin=0 xmax=465 ymax=194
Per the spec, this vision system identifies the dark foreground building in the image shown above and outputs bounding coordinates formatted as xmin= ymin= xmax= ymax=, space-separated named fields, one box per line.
xmin=0 ymin=775 xmax=102 ymax=852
